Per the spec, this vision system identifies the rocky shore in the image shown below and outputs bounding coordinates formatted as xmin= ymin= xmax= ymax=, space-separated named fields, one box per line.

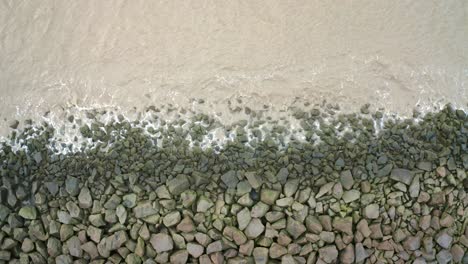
xmin=0 ymin=104 xmax=466 ymax=263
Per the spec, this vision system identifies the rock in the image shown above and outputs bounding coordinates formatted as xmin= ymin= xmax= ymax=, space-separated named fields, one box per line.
xmin=284 ymin=179 xmax=299 ymax=197
xmin=450 ymin=244 xmax=464 ymax=263
xmin=170 ymin=250 xmax=188 ymax=264
xmin=419 ymin=215 xmax=431 ymax=230
xmin=354 ymin=243 xmax=369 ymax=262
xmin=340 ymin=244 xmax=355 ymax=264
xmin=163 ymin=211 xmax=181 ymax=227
xmin=253 ymin=247 xmax=269 ymax=264
xmin=416 ymin=161 xmax=432 ymax=171
xmin=221 ymin=170 xmax=238 ymax=188
xmin=104 ymin=194 xmax=121 ymax=209
xmin=156 ymin=185 xmax=171 ymax=199
xmin=66 ymin=201 xmax=81 ymax=218
xmin=150 ymin=233 xmax=173 ymax=253
xmin=245 ymin=172 xmax=263 ymax=189
xmin=133 ymin=201 xmax=157 ymax=218
xmin=244 ymin=218 xmax=265 ymax=239
xmin=342 ymin=190 xmax=360 ymax=203
xmin=364 ymin=204 xmax=379 ymax=219
xmin=187 ymin=243 xmax=204 ymax=258
xmin=320 ymin=231 xmax=335 ymax=243
xmin=260 ymin=188 xmax=280 ymax=205
xmin=67 ymin=236 xmax=82 ymax=257
xmin=305 ymin=216 xmax=323 ymax=234
xmin=9 ymin=119 xmax=19 ymax=129
xmin=440 ymin=213 xmax=454 ymax=227
xmin=177 ymin=216 xmax=195 ymax=233
xmin=332 ymin=183 xmax=343 ymax=199
xmin=47 ymin=237 xmax=62 ymax=257
xmin=269 ymin=243 xmax=287 ymax=259
xmin=55 ymin=255 xmax=72 ymax=264
xmin=318 ymin=245 xmax=338 ymax=263
xmin=81 ymin=241 xmax=98 ymax=259
xmin=403 ymin=236 xmax=420 ymax=251
xmin=87 ymin=226 xmax=102 ymax=243
xmin=436 ymin=249 xmax=452 ymax=264
xmin=122 ymin=193 xmax=137 ymax=208
xmin=316 ymin=182 xmax=334 ymax=198
xmin=430 ymin=192 xmax=446 ymax=205
xmin=286 ymin=217 xmax=306 ymax=239
xmin=276 ymin=168 xmax=289 ymax=183
xmin=340 ymin=170 xmax=354 ymax=190
xmin=409 ymin=175 xmax=420 ymax=198
xmin=436 ymin=231 xmax=453 ymax=249
xmin=78 ymin=187 xmax=93 ymax=208
xmin=390 ymin=168 xmax=414 ymax=185
xmin=116 ymin=205 xmax=127 ymax=224
xmin=237 ymin=208 xmax=251 ymax=230
xmin=196 ymin=196 xmax=214 ymax=212
xmin=18 ymin=206 xmax=37 ymax=220
xmin=21 ymin=238 xmax=34 ymax=252
xmin=65 ymin=176 xmax=80 ymax=196
xmin=206 ymin=240 xmax=223 ymax=254
xmin=356 ymin=219 xmax=371 ymax=237
xmin=251 ymin=202 xmax=270 ymax=218
xmin=236 ymin=181 xmax=252 ymax=196
xmin=45 ymin=181 xmax=59 ymax=196
xmin=0 ymin=205 xmax=11 ymax=222
xmin=167 ymin=175 xmax=190 ymax=195
xmin=332 ymin=217 xmax=353 ymax=235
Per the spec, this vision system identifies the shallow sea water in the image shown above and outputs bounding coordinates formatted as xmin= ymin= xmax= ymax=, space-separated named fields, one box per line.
xmin=0 ymin=1 xmax=467 ymax=136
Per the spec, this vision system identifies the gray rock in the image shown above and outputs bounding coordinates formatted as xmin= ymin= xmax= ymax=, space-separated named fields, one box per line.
xmin=122 ymin=193 xmax=137 ymax=208
xmin=221 ymin=170 xmax=239 ymax=188
xmin=163 ymin=211 xmax=181 ymax=227
xmin=65 ymin=176 xmax=80 ymax=196
xmin=47 ymin=237 xmax=62 ymax=257
xmin=237 ymin=208 xmax=251 ymax=231
xmin=251 ymin=202 xmax=270 ymax=218
xmin=244 ymin=218 xmax=265 ymax=239
xmin=78 ymin=187 xmax=93 ymax=208
xmin=354 ymin=243 xmax=369 ymax=262
xmin=340 ymin=244 xmax=355 ymax=264
xmin=55 ymin=255 xmax=72 ymax=264
xmin=260 ymin=188 xmax=280 ymax=205
xmin=340 ymin=170 xmax=354 ymax=190
xmin=116 ymin=205 xmax=127 ymax=224
xmin=409 ymin=175 xmax=420 ymax=198
xmin=269 ymin=243 xmax=287 ymax=259
xmin=403 ymin=236 xmax=421 ymax=251
xmin=284 ymin=179 xmax=299 ymax=197
xmin=67 ymin=236 xmax=82 ymax=257
xmin=133 ymin=201 xmax=157 ymax=218
xmin=332 ymin=217 xmax=353 ymax=235
xmin=170 ymin=250 xmax=188 ymax=264
xmin=316 ymin=182 xmax=334 ymax=198
xmin=253 ymin=247 xmax=269 ymax=264
xmin=167 ymin=175 xmax=190 ymax=195
xmin=342 ymin=190 xmax=360 ymax=203
xmin=187 ymin=243 xmax=204 ymax=258
xmin=196 ymin=196 xmax=214 ymax=212
xmin=286 ymin=217 xmax=306 ymax=239
xmin=320 ymin=231 xmax=335 ymax=243
xmin=276 ymin=168 xmax=289 ymax=183
xmin=364 ymin=204 xmax=379 ymax=219
xmin=245 ymin=172 xmax=263 ymax=189
xmin=0 ymin=204 xmax=11 ymax=222
xmin=390 ymin=168 xmax=414 ymax=185
xmin=436 ymin=231 xmax=453 ymax=249
xmin=436 ymin=249 xmax=452 ymax=264
xmin=45 ymin=182 xmax=59 ymax=196
xmin=318 ymin=245 xmax=338 ymax=263
xmin=206 ymin=240 xmax=223 ymax=254
xmin=18 ymin=206 xmax=37 ymax=220
xmin=305 ymin=216 xmax=323 ymax=234
xmin=104 ymin=194 xmax=121 ymax=209
xmin=150 ymin=233 xmax=173 ymax=253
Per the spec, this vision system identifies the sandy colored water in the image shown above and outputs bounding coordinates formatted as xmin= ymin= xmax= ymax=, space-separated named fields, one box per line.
xmin=0 ymin=1 xmax=467 ymax=136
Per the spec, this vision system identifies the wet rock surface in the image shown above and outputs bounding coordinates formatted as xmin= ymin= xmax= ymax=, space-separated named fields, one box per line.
xmin=0 ymin=104 xmax=466 ymax=263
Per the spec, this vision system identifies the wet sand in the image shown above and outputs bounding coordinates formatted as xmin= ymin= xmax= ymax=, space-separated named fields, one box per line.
xmin=0 ymin=1 xmax=467 ymax=137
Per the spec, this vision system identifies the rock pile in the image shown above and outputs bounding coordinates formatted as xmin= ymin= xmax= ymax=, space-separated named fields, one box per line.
xmin=0 ymin=104 xmax=466 ymax=263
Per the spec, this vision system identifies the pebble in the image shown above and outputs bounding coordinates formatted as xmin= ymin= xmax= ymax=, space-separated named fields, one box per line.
xmin=390 ymin=168 xmax=414 ymax=185
xmin=78 ymin=187 xmax=93 ymax=208
xmin=260 ymin=188 xmax=280 ymax=205
xmin=163 ymin=211 xmax=181 ymax=227
xmin=150 ymin=233 xmax=174 ymax=253
xmin=364 ymin=204 xmax=379 ymax=219
xmin=340 ymin=170 xmax=354 ymax=190
xmin=244 ymin=218 xmax=265 ymax=239
xmin=435 ymin=231 xmax=453 ymax=249
xmin=318 ymin=245 xmax=338 ymax=263
xmin=187 ymin=243 xmax=204 ymax=258
xmin=342 ymin=190 xmax=360 ymax=203
xmin=18 ymin=206 xmax=37 ymax=220
xmin=65 ymin=176 xmax=80 ymax=196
